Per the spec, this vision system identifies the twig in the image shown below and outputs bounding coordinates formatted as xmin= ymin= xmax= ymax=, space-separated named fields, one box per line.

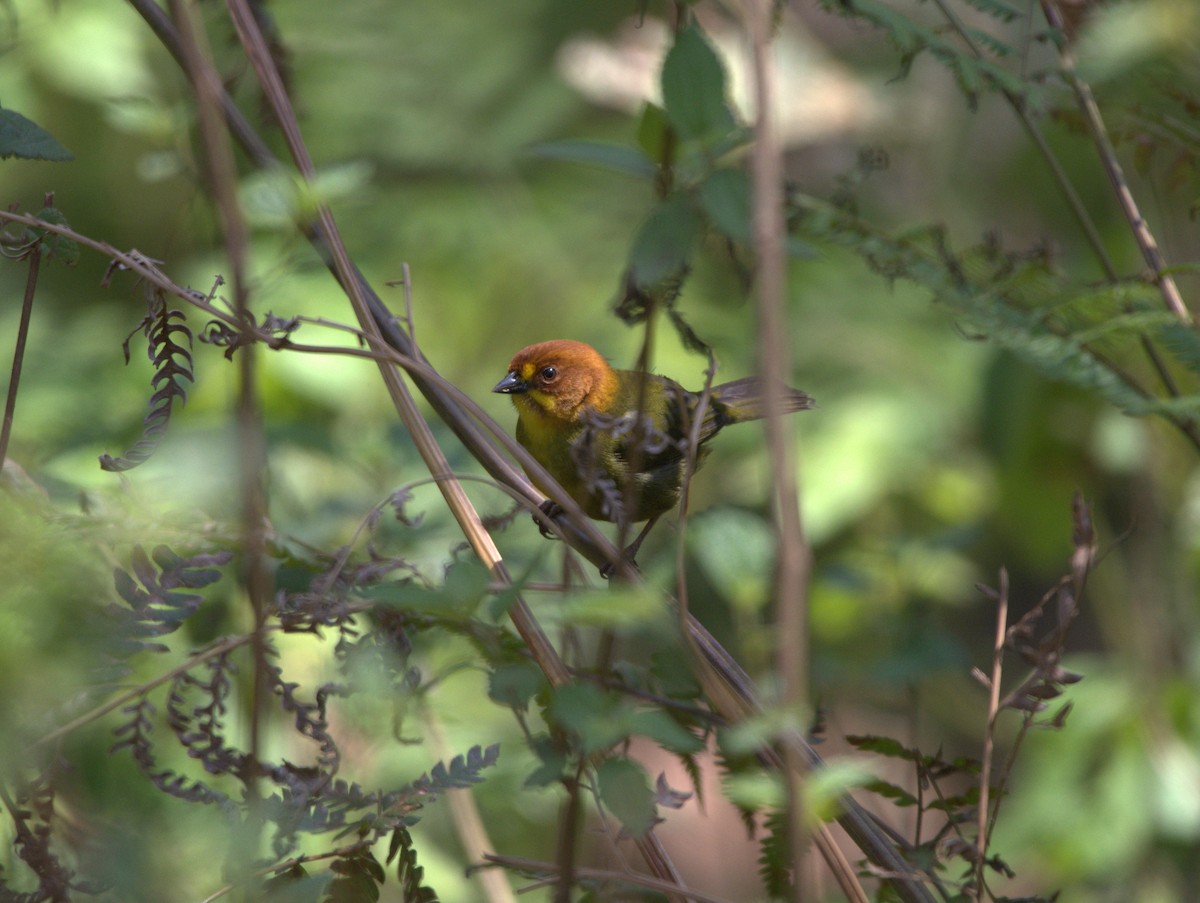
xmin=746 ymin=2 xmax=816 ymax=900
xmin=169 ymin=0 xmax=273 ymax=852
xmin=976 ymin=568 xmax=1009 ymax=900
xmin=0 ymin=243 xmax=38 ymax=468
xmin=1039 ymin=0 xmax=1191 ymax=325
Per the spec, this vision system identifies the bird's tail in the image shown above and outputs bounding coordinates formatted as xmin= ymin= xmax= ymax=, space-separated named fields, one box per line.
xmin=709 ymin=377 xmax=814 ymax=425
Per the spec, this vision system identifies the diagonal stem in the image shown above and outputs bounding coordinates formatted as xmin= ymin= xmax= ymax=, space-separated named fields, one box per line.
xmin=0 ymin=244 xmax=39 ymax=468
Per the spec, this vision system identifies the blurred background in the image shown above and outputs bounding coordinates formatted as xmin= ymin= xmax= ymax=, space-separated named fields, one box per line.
xmin=1 ymin=0 xmax=1199 ymax=900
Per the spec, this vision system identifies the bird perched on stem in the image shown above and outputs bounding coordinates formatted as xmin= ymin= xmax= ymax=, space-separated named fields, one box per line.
xmin=493 ymin=340 xmax=813 ymax=560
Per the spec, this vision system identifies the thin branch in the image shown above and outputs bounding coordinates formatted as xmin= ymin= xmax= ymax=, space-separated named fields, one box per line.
xmin=0 ymin=243 xmax=38 ymax=468
xmin=747 ymin=2 xmax=815 ymax=900
xmin=1039 ymin=0 xmax=1191 ymax=325
xmin=168 ymin=0 xmax=272 ymax=849
xmin=976 ymin=568 xmax=1009 ymax=899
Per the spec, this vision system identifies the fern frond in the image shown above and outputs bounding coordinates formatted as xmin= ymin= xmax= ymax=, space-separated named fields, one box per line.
xmin=323 ymin=851 xmax=385 ymax=903
xmin=110 ymin=696 xmax=236 ymax=813
xmin=790 ymin=193 xmax=1197 ymax=419
xmin=166 ymin=652 xmax=246 ymax=778
xmin=106 ymin=545 xmax=231 ymax=661
xmin=818 ymin=0 xmax=1035 ymax=106
xmin=100 ymin=289 xmax=195 ymax=472
xmin=387 ymin=827 xmax=440 ymax=903
xmin=757 ymin=808 xmax=792 ymax=899
xmin=960 ymin=0 xmax=1022 ymax=24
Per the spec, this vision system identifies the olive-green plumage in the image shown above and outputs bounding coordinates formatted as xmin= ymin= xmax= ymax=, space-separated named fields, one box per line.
xmin=493 ymin=340 xmax=813 ymax=523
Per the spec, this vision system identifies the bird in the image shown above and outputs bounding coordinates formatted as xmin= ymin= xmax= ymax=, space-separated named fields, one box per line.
xmin=493 ymin=339 xmax=813 ymax=560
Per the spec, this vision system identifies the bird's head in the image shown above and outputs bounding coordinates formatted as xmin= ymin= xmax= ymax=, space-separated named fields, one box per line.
xmin=493 ymin=340 xmax=619 ymax=421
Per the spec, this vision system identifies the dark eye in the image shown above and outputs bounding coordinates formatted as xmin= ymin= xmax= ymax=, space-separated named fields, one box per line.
xmin=540 ymin=366 xmax=558 ymax=382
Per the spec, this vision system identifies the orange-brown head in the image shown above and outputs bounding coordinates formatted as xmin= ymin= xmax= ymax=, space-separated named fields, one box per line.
xmin=492 ymin=340 xmax=620 ymax=421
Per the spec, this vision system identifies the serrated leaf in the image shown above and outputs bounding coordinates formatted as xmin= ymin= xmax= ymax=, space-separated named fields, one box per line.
xmin=865 ymin=779 xmax=918 ymax=807
xmin=487 ymin=662 xmax=546 ymax=711
xmin=0 ymin=108 xmax=73 ymax=161
xmin=441 ymin=559 xmax=490 ymax=611
xmin=597 ymin=757 xmax=657 ymax=838
xmin=523 ymin=742 xmax=568 ymax=788
xmin=661 ymin=23 xmax=736 ymax=143
xmin=845 ymin=734 xmax=915 ymax=760
xmin=550 ymin=683 xmax=632 ymax=753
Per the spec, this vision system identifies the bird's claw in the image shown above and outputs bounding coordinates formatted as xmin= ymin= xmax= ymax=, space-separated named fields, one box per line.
xmin=599 ymin=550 xmax=640 ymax=580
xmin=535 ymin=500 xmax=564 ymax=538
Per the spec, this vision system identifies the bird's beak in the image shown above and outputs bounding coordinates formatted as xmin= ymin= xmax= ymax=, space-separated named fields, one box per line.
xmin=492 ymin=371 xmax=528 ymax=394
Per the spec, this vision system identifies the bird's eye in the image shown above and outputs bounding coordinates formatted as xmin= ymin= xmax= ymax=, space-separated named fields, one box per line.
xmin=540 ymin=366 xmax=558 ymax=382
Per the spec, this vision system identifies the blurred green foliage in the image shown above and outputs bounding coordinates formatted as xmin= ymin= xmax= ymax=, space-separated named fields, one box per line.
xmin=2 ymin=0 xmax=1200 ymax=900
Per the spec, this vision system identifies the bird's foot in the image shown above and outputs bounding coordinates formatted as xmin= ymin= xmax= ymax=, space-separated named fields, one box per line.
xmin=599 ymin=515 xmax=660 ymax=579
xmin=534 ymin=500 xmax=563 ymax=538
xmin=599 ymin=552 xmax=641 ymax=581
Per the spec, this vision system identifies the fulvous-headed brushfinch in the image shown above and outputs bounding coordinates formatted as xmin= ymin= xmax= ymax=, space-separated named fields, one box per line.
xmin=493 ymin=340 xmax=813 ymax=547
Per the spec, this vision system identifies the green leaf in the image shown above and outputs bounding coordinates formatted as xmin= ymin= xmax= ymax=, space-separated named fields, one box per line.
xmin=688 ymin=508 xmax=775 ymax=614
xmin=722 ymin=771 xmax=785 ymax=810
xmin=660 ymin=23 xmax=736 ymax=143
xmin=865 ymin=779 xmax=918 ymax=808
xmin=524 ymin=735 xmax=568 ymax=788
xmin=557 ymin=585 xmax=662 ymax=629
xmin=550 ymin=683 xmax=632 ymax=753
xmin=1158 ymin=321 xmax=1200 ymax=376
xmin=636 ymin=102 xmax=671 ymax=162
xmin=28 ymin=207 xmax=80 ymax=264
xmin=845 ymin=734 xmax=916 ymax=760
xmin=240 ymin=170 xmax=301 ymax=227
xmin=628 ymin=193 xmax=701 ymax=289
xmin=597 ymin=757 xmax=657 ymax=837
xmin=805 ymin=760 xmax=876 ymax=822
xmin=526 ymin=140 xmax=657 ymax=179
xmin=487 ymin=662 xmax=546 ymax=711
xmin=305 ymin=160 xmax=374 ymax=208
xmin=0 ymin=108 xmax=73 ymax=161
xmin=629 ymin=709 xmax=704 ymax=754
xmin=699 ymin=167 xmax=751 ymax=244
xmin=361 ymin=580 xmax=442 ymax=611
xmin=441 ymin=559 xmax=490 ymax=611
